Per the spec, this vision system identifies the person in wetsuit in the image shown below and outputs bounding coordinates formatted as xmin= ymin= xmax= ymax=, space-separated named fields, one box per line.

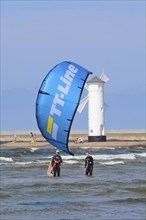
xmin=85 ymin=152 xmax=94 ymax=176
xmin=51 ymin=150 xmax=63 ymax=177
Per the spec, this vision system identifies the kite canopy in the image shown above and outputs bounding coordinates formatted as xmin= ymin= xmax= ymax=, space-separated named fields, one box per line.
xmin=36 ymin=61 xmax=91 ymax=155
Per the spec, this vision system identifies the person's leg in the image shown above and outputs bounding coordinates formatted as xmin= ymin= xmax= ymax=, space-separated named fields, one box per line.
xmin=57 ymin=166 xmax=60 ymax=176
xmin=89 ymin=165 xmax=93 ymax=176
xmin=53 ymin=167 xmax=56 ymax=177
xmin=85 ymin=166 xmax=89 ymax=175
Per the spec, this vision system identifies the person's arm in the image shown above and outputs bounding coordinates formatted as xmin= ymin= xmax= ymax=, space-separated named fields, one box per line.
xmin=91 ymin=157 xmax=94 ymax=165
xmin=57 ymin=156 xmax=63 ymax=164
xmin=51 ymin=157 xmax=54 ymax=166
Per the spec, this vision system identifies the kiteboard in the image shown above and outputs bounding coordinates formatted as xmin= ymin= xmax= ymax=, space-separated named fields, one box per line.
xmin=47 ymin=161 xmax=53 ymax=177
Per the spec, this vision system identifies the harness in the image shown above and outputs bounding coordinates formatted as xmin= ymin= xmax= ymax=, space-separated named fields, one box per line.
xmin=53 ymin=159 xmax=61 ymax=167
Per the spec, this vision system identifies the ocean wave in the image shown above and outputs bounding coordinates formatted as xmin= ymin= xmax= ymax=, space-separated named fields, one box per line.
xmin=63 ymin=160 xmax=78 ymax=164
xmin=62 ymin=155 xmax=85 ymax=160
xmin=93 ymin=153 xmax=136 ymax=160
xmin=80 ymin=146 xmax=90 ymax=149
xmin=30 ymin=148 xmax=38 ymax=152
xmin=99 ymin=161 xmax=125 ymax=165
xmin=0 ymin=157 xmax=13 ymax=162
xmin=62 ymin=153 xmax=136 ymax=161
xmin=135 ymin=152 xmax=146 ymax=157
xmin=125 ymin=187 xmax=146 ymax=194
xmin=14 ymin=160 xmax=49 ymax=166
xmin=111 ymin=197 xmax=145 ymax=204
xmin=14 ymin=161 xmax=34 ymax=165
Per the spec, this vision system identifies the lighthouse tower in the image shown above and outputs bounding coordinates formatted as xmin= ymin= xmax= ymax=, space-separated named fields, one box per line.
xmin=87 ymin=76 xmax=106 ymax=142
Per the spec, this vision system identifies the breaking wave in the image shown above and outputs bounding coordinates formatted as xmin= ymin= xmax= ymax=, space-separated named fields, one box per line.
xmin=0 ymin=157 xmax=13 ymax=162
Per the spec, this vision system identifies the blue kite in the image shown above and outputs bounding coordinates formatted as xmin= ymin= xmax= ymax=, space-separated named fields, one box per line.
xmin=36 ymin=61 xmax=91 ymax=155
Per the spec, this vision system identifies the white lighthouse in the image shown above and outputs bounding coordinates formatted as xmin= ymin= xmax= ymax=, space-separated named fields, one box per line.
xmin=87 ymin=76 xmax=106 ymax=141
xmin=77 ymin=73 xmax=109 ymax=142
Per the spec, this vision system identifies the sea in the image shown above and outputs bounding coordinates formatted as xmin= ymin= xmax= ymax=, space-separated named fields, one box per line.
xmin=0 ymin=144 xmax=146 ymax=220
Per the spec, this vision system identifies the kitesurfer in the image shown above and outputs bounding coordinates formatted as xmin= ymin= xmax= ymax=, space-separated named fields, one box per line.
xmin=85 ymin=152 xmax=94 ymax=176
xmin=51 ymin=150 xmax=63 ymax=177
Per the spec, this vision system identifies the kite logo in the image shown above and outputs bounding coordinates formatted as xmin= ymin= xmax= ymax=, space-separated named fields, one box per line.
xmin=47 ymin=116 xmax=58 ymax=140
xmin=46 ymin=64 xmax=78 ymax=140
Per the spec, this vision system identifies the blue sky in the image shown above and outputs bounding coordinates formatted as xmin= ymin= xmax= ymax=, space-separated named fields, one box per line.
xmin=1 ymin=0 xmax=145 ymax=131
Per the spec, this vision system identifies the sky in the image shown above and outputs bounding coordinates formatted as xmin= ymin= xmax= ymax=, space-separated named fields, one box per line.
xmin=1 ymin=0 xmax=145 ymax=131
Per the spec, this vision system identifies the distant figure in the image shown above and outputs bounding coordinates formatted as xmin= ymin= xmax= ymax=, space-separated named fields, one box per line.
xmin=12 ymin=133 xmax=17 ymax=143
xmin=75 ymin=137 xmax=84 ymax=144
xmin=33 ymin=133 xmax=37 ymax=143
xmin=79 ymin=137 xmax=84 ymax=143
xmin=51 ymin=150 xmax=63 ymax=177
xmin=30 ymin=132 xmax=34 ymax=144
xmin=85 ymin=152 xmax=94 ymax=176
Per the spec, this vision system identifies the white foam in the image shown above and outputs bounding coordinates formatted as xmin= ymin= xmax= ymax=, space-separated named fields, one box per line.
xmin=99 ymin=161 xmax=125 ymax=165
xmin=81 ymin=146 xmax=90 ymax=149
xmin=63 ymin=160 xmax=78 ymax=164
xmin=15 ymin=161 xmax=34 ymax=165
xmin=62 ymin=153 xmax=136 ymax=161
xmin=135 ymin=152 xmax=146 ymax=157
xmin=62 ymin=155 xmax=85 ymax=160
xmin=0 ymin=157 xmax=13 ymax=162
xmin=93 ymin=153 xmax=136 ymax=160
xmin=36 ymin=160 xmax=50 ymax=164
xmin=14 ymin=160 xmax=49 ymax=166
xmin=93 ymin=147 xmax=116 ymax=150
xmin=30 ymin=148 xmax=38 ymax=152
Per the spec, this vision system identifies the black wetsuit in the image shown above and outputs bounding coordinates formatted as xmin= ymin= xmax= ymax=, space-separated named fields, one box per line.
xmin=85 ymin=155 xmax=94 ymax=176
xmin=51 ymin=154 xmax=63 ymax=177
